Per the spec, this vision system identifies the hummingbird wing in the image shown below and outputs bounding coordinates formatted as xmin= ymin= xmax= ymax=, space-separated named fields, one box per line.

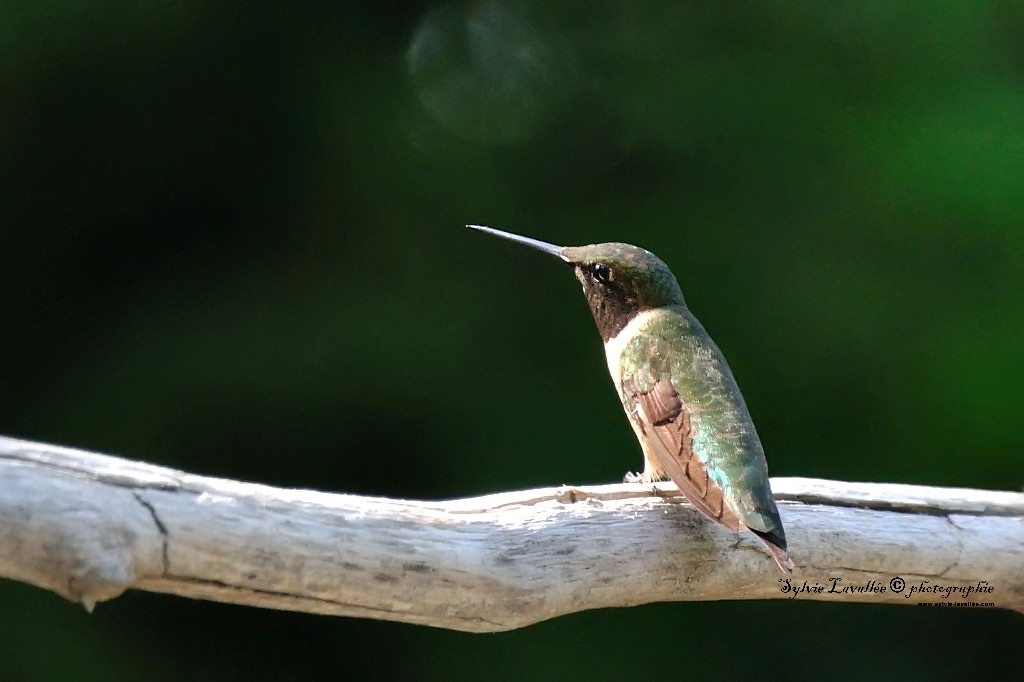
xmin=625 ymin=374 xmax=742 ymax=531
xmin=617 ymin=312 xmax=793 ymax=572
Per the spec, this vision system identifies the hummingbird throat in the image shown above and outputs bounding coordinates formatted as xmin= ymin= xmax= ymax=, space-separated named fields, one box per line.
xmin=574 ymin=267 xmax=643 ymax=342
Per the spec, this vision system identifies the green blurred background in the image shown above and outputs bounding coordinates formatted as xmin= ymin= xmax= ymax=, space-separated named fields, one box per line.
xmin=2 ymin=1 xmax=1022 ymax=679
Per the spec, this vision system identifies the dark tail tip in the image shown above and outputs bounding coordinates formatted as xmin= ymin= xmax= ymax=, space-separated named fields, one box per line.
xmin=749 ymin=529 xmax=794 ymax=574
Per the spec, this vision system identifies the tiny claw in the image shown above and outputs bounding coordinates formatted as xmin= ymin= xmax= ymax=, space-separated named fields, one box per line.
xmin=623 ymin=471 xmax=642 ymax=483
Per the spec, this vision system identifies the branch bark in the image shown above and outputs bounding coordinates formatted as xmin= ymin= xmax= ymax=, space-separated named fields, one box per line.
xmin=1 ymin=434 xmax=1021 ymax=631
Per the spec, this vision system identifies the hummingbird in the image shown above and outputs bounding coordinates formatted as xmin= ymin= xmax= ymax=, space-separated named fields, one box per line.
xmin=470 ymin=224 xmax=793 ymax=573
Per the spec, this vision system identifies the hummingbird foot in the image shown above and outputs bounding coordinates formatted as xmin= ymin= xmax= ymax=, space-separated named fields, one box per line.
xmin=623 ymin=471 xmax=667 ymax=497
xmin=624 ymin=468 xmax=667 ymax=484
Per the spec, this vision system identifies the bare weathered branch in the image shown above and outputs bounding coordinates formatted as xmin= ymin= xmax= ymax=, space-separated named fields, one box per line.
xmin=1 ymin=434 xmax=1021 ymax=631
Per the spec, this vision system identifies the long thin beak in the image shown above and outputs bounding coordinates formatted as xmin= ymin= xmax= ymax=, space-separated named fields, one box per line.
xmin=468 ymin=225 xmax=569 ymax=261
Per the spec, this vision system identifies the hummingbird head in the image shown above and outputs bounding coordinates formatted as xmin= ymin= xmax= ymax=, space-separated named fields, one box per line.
xmin=470 ymin=225 xmax=685 ymax=341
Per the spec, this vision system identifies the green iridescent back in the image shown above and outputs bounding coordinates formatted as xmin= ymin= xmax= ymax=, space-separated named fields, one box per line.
xmin=619 ymin=307 xmax=785 ymax=540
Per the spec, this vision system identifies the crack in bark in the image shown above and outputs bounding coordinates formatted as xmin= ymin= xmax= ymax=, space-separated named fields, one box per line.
xmin=778 ymin=492 xmax=1022 ymax=517
xmin=936 ymin=516 xmax=966 ymax=577
xmin=132 ymin=492 xmax=170 ymax=575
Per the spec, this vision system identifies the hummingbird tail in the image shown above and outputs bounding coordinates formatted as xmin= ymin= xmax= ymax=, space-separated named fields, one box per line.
xmin=749 ymin=528 xmax=794 ymax=574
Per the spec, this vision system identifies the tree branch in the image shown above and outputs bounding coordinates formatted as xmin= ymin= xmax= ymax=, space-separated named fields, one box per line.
xmin=1 ymin=434 xmax=1021 ymax=630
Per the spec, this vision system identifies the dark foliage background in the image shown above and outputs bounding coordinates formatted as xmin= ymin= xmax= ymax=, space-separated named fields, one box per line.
xmin=2 ymin=1 xmax=1022 ymax=679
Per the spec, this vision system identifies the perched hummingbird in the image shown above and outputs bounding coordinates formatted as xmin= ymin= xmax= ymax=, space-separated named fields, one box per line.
xmin=470 ymin=224 xmax=793 ymax=573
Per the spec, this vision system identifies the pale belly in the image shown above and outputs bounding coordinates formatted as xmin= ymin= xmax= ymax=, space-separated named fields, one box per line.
xmin=602 ymin=309 xmax=666 ymax=481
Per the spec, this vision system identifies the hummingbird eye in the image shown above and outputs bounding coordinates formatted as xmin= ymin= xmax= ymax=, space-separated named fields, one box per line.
xmin=590 ymin=263 xmax=612 ymax=284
